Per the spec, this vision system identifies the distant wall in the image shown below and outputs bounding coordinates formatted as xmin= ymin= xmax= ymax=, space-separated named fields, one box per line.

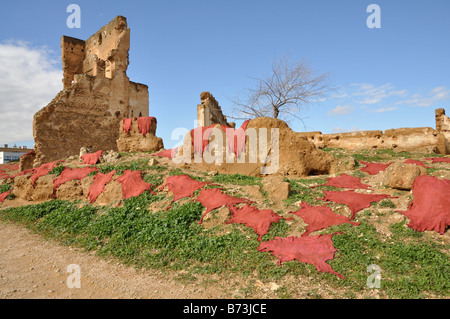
xmin=299 ymin=108 xmax=450 ymax=154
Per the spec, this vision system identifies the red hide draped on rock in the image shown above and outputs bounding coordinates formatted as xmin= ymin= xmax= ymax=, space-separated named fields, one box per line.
xmin=426 ymin=157 xmax=450 ymax=164
xmin=88 ymin=171 xmax=116 ymax=203
xmin=53 ymin=167 xmax=98 ymax=192
xmin=137 ymin=117 xmax=156 ymax=137
xmin=196 ymin=188 xmax=252 ymax=223
xmin=81 ymin=150 xmax=103 ymax=165
xmin=191 ymin=125 xmax=216 ymax=154
xmin=227 ymin=204 xmax=284 ymax=241
xmin=225 ymin=120 xmax=250 ymax=157
xmin=31 ymin=161 xmax=59 ymax=187
xmin=321 ymin=190 xmax=394 ymax=220
xmin=257 ymin=234 xmax=345 ymax=279
xmin=116 ymin=170 xmax=155 ymax=200
xmin=0 ymin=191 xmax=11 ymax=203
xmin=312 ymin=173 xmax=371 ymax=190
xmin=159 ymin=174 xmax=209 ymax=209
xmin=122 ymin=118 xmax=133 ymax=134
xmin=289 ymin=202 xmax=360 ymax=237
xmin=397 ymin=176 xmax=450 ymax=234
xmin=359 ymin=161 xmax=392 ymax=175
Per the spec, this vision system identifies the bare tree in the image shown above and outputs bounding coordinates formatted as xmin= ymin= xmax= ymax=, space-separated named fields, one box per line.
xmin=228 ymin=55 xmax=332 ymax=127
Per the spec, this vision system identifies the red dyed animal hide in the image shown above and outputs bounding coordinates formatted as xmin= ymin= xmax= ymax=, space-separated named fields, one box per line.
xmin=137 ymin=117 xmax=156 ymax=137
xmin=257 ymin=234 xmax=345 ymax=279
xmin=397 ymin=176 xmax=450 ymax=234
xmin=53 ymin=167 xmax=98 ymax=192
xmin=0 ymin=191 xmax=11 ymax=203
xmin=426 ymin=157 xmax=450 ymax=164
xmin=312 ymin=173 xmax=371 ymax=190
xmin=30 ymin=161 xmax=59 ymax=187
xmin=152 ymin=148 xmax=178 ymax=159
xmin=122 ymin=118 xmax=133 ymax=134
xmin=160 ymin=174 xmax=208 ymax=203
xmin=321 ymin=190 xmax=394 ymax=219
xmin=116 ymin=170 xmax=156 ymax=200
xmin=224 ymin=120 xmax=250 ymax=157
xmin=190 ymin=125 xmax=216 ymax=154
xmin=289 ymin=202 xmax=360 ymax=237
xmin=359 ymin=161 xmax=392 ymax=175
xmin=88 ymin=171 xmax=116 ymax=203
xmin=227 ymin=204 xmax=284 ymax=241
xmin=403 ymin=159 xmax=428 ymax=168
xmin=196 ymin=188 xmax=252 ymax=223
xmin=81 ymin=150 xmax=103 ymax=165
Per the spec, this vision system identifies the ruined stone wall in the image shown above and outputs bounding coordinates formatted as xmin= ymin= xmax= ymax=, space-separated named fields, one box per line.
xmin=129 ymin=82 xmax=149 ymax=118
xmin=435 ymin=108 xmax=450 ymax=154
xmin=197 ymin=92 xmax=234 ymax=128
xmin=33 ymin=16 xmax=150 ymax=166
xmin=300 ymin=108 xmax=449 ymax=154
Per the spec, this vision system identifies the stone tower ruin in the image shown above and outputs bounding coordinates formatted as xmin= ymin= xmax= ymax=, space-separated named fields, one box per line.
xmin=33 ymin=16 xmax=149 ymax=166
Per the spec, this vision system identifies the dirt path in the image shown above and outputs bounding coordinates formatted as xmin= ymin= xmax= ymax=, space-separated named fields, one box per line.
xmin=0 ymin=220 xmax=222 ymax=299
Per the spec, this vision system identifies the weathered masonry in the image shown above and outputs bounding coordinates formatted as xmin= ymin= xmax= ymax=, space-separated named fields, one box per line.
xmin=33 ymin=16 xmax=149 ymax=166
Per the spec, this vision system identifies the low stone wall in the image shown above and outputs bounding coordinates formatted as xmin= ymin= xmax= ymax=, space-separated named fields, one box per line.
xmin=299 ymin=108 xmax=450 ymax=154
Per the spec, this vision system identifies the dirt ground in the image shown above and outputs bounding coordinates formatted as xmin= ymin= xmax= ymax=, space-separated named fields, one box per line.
xmin=0 ymin=220 xmax=223 ymax=299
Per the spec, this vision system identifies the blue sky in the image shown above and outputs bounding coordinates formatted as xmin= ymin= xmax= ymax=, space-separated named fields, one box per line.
xmin=1 ymin=0 xmax=449 ymax=149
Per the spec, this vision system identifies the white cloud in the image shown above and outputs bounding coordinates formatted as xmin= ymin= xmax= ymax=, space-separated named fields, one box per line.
xmin=351 ymin=83 xmax=408 ymax=105
xmin=0 ymin=41 xmax=62 ymax=145
xmin=332 ymin=126 xmax=361 ymax=133
xmin=327 ymin=105 xmax=354 ymax=116
xmin=372 ymin=107 xmax=398 ymax=113
xmin=394 ymin=86 xmax=450 ymax=107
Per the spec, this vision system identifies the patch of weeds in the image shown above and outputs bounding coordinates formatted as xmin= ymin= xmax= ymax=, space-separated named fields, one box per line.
xmin=143 ymin=174 xmax=164 ymax=186
xmin=148 ymin=165 xmax=167 ymax=173
xmin=389 ymin=221 xmax=423 ymax=239
xmin=210 ymin=173 xmax=262 ymax=186
xmin=174 ymin=272 xmax=197 ymax=284
xmin=0 ymin=183 xmax=12 ymax=193
xmin=168 ymin=168 xmax=185 ymax=176
xmin=260 ymin=220 xmax=290 ymax=241
xmin=87 ymin=170 xmax=98 ymax=177
xmin=285 ymin=179 xmax=337 ymax=206
xmin=275 ymin=285 xmax=291 ymax=299
xmin=49 ymin=165 xmax=65 ymax=176
xmin=97 ymin=159 xmax=149 ymax=175
xmin=371 ymin=199 xmax=396 ymax=209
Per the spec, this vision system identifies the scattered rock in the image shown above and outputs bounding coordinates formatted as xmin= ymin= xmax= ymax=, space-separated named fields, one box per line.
xmin=148 ymin=158 xmax=158 ymax=166
xmin=383 ymin=162 xmax=427 ymax=190
xmin=101 ymin=150 xmax=121 ymax=164
xmin=262 ymin=176 xmax=290 ymax=202
xmin=207 ymin=171 xmax=218 ymax=176
xmin=79 ymin=147 xmax=91 ymax=158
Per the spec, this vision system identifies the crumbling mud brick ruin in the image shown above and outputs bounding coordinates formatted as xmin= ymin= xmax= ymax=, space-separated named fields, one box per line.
xmin=32 ymin=16 xmax=154 ymax=167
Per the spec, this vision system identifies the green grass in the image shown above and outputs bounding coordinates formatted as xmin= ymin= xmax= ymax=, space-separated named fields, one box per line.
xmin=284 ymin=178 xmax=338 ymax=206
xmin=210 ymin=173 xmax=262 ymax=186
xmin=49 ymin=165 xmax=65 ymax=176
xmin=97 ymin=159 xmax=157 ymax=175
xmin=0 ymin=183 xmax=12 ymax=193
